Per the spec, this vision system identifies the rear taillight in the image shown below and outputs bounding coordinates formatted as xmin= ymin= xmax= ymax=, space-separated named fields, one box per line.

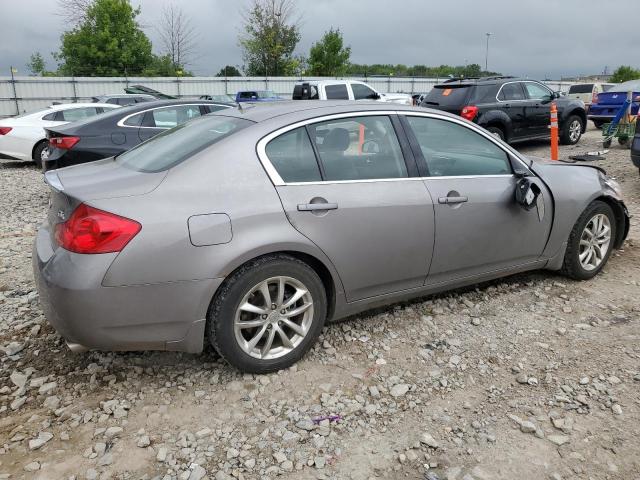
xmin=49 ymin=136 xmax=80 ymax=150
xmin=461 ymin=105 xmax=478 ymax=121
xmin=54 ymin=203 xmax=141 ymax=254
xmin=0 ymin=127 xmax=12 ymax=135
xmin=592 ymin=92 xmax=599 ymax=104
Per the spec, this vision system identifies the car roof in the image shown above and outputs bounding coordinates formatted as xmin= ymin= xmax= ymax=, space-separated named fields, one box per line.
xmin=50 ymin=102 xmax=117 ymax=110
xmin=433 ymin=76 xmax=541 ymax=87
xmin=215 ymin=100 xmax=454 ymax=123
xmin=95 ymin=94 xmax=155 ymax=98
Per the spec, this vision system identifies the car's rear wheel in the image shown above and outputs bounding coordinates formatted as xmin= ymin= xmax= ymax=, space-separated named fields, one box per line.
xmin=32 ymin=141 xmax=48 ymax=169
xmin=486 ymin=126 xmax=505 ymax=141
xmin=561 ymin=201 xmax=616 ymax=280
xmin=208 ymin=254 xmax=327 ymax=373
xmin=592 ymin=120 xmax=605 ymax=129
xmin=560 ymin=115 xmax=583 ymax=145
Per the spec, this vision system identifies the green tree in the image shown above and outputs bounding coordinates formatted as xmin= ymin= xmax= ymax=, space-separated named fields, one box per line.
xmin=610 ymin=65 xmax=640 ymax=83
xmin=56 ymin=0 xmax=153 ymax=76
xmin=216 ymin=65 xmax=242 ymax=77
xmin=308 ymin=28 xmax=351 ymax=76
xmin=142 ymin=54 xmax=192 ymax=77
xmin=239 ymin=0 xmax=301 ymax=76
xmin=26 ymin=52 xmax=47 ymax=76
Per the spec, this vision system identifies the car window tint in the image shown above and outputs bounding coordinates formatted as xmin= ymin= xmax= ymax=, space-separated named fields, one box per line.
xmin=117 ymin=116 xmax=252 ymax=172
xmin=239 ymin=92 xmax=255 ymax=99
xmin=352 ymin=83 xmax=376 ymax=100
xmin=569 ymin=84 xmax=594 ymax=94
xmin=309 ymin=116 xmax=407 ymax=181
xmin=42 ymin=112 xmax=57 ymax=121
xmin=117 ymin=97 xmax=135 ymax=106
xmin=106 ymin=98 xmax=119 ymax=104
xmin=524 ymin=82 xmax=551 ymax=100
xmin=60 ymin=107 xmax=99 ymax=122
xmin=151 ymin=105 xmax=202 ymax=128
xmin=499 ymin=83 xmax=526 ymax=101
xmin=265 ymin=127 xmax=322 ymax=182
xmin=406 ymin=116 xmax=511 ymax=177
xmin=123 ymin=112 xmax=145 ymax=127
xmin=206 ymin=104 xmax=229 ymax=113
xmin=325 ymin=84 xmax=349 ymax=100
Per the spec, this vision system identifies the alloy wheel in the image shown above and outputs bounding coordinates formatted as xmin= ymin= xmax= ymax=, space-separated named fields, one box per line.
xmin=569 ymin=120 xmax=582 ymax=142
xmin=233 ymin=276 xmax=314 ymax=360
xmin=578 ymin=213 xmax=611 ymax=271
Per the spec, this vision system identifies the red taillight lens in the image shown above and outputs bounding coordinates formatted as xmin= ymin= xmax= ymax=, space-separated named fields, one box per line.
xmin=54 ymin=204 xmax=141 ymax=254
xmin=0 ymin=127 xmax=12 ymax=135
xmin=461 ymin=105 xmax=478 ymax=121
xmin=592 ymin=92 xmax=599 ymax=104
xmin=49 ymin=136 xmax=80 ymax=150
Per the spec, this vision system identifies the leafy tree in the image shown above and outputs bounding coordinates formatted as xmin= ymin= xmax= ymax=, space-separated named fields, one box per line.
xmin=308 ymin=28 xmax=351 ymax=76
xmin=610 ymin=66 xmax=640 ymax=83
xmin=55 ymin=0 xmax=153 ymax=76
xmin=239 ymin=0 xmax=301 ymax=76
xmin=142 ymin=54 xmax=192 ymax=77
xmin=26 ymin=52 xmax=47 ymax=76
xmin=216 ymin=65 xmax=242 ymax=77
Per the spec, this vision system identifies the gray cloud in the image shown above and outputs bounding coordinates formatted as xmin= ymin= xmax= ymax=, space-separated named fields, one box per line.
xmin=1 ymin=0 xmax=635 ymax=79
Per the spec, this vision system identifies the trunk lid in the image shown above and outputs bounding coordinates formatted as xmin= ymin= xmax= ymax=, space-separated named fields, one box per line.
xmin=421 ymin=84 xmax=474 ymax=114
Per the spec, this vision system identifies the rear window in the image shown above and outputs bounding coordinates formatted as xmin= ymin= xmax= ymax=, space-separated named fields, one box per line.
xmin=422 ymin=85 xmax=472 ymax=106
xmin=568 ymin=84 xmax=593 ymax=94
xmin=116 ymin=116 xmax=252 ymax=173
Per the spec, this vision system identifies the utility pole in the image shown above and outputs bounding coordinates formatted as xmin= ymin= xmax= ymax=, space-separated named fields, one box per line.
xmin=485 ymin=32 xmax=493 ymax=72
xmin=10 ymin=66 xmax=19 ymax=115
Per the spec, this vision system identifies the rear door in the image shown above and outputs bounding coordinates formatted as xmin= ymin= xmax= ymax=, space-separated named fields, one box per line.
xmin=323 ymin=84 xmax=351 ymax=100
xmin=496 ymin=82 xmax=528 ymax=139
xmin=259 ymin=113 xmax=435 ymax=301
xmin=401 ymin=113 xmax=553 ymax=285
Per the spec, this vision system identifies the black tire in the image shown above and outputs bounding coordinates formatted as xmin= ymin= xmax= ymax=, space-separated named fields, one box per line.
xmin=486 ymin=126 xmax=505 ymax=141
xmin=208 ymin=254 xmax=327 ymax=373
xmin=560 ymin=201 xmax=616 ymax=280
xmin=618 ymin=136 xmax=630 ymax=148
xmin=32 ymin=141 xmax=48 ymax=169
xmin=592 ymin=120 xmax=605 ymax=129
xmin=560 ymin=115 xmax=583 ymax=145
xmin=603 ymin=138 xmax=612 ymax=149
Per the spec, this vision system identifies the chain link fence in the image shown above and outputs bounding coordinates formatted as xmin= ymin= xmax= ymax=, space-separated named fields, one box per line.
xmin=0 ymin=75 xmax=579 ymax=117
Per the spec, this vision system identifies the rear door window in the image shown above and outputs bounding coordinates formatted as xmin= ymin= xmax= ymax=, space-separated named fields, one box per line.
xmin=265 ymin=127 xmax=322 ymax=182
xmin=498 ymin=83 xmax=526 ymax=101
xmin=308 ymin=116 xmax=407 ymax=181
xmin=325 ymin=84 xmax=349 ymax=100
xmin=150 ymin=105 xmax=202 ymax=128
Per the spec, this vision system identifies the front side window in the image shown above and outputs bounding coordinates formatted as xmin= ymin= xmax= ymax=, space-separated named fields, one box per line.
xmin=351 ymin=83 xmax=377 ymax=100
xmin=499 ymin=83 xmax=526 ymax=101
xmin=265 ymin=127 xmax=321 ymax=182
xmin=309 ymin=116 xmax=407 ymax=181
xmin=524 ymin=82 xmax=552 ymax=100
xmin=325 ymin=84 xmax=349 ymax=100
xmin=151 ymin=105 xmax=202 ymax=128
xmin=405 ymin=116 xmax=511 ymax=177
xmin=117 ymin=116 xmax=251 ymax=172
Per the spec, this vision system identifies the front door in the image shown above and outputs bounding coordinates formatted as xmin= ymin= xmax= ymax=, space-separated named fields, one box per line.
xmin=262 ymin=114 xmax=435 ymax=301
xmin=402 ymin=114 xmax=553 ymax=285
xmin=523 ymin=81 xmax=554 ymax=137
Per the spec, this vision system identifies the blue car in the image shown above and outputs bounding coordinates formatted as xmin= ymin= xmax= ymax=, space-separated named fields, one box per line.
xmin=631 ymin=119 xmax=640 ymax=174
xmin=588 ymin=79 xmax=640 ymax=128
xmin=235 ymin=90 xmax=283 ymax=103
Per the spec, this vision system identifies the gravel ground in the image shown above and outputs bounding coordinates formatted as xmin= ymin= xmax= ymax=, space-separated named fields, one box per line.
xmin=0 ymin=125 xmax=639 ymax=480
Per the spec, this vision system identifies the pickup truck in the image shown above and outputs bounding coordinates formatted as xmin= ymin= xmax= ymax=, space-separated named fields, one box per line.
xmin=292 ymin=80 xmax=412 ymax=105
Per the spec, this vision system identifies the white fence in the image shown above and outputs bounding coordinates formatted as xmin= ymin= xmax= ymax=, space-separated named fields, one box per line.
xmin=0 ymin=76 xmax=579 ymax=117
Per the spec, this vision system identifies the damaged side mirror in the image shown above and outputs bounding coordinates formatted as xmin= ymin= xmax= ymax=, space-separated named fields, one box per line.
xmin=515 ymin=177 xmax=540 ymax=210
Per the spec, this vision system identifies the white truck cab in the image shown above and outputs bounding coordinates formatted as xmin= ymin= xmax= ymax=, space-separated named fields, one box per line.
xmin=293 ymin=80 xmax=412 ymax=105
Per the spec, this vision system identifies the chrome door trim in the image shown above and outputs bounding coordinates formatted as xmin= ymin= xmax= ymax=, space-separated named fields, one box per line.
xmin=257 ymin=110 xmax=533 ymax=187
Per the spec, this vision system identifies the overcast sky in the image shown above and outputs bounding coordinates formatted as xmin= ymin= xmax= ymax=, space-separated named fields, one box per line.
xmin=1 ymin=0 xmax=637 ymax=79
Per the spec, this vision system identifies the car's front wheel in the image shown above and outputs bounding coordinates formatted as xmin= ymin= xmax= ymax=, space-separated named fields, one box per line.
xmin=208 ymin=254 xmax=327 ymax=373
xmin=560 ymin=115 xmax=583 ymax=145
xmin=561 ymin=201 xmax=616 ymax=280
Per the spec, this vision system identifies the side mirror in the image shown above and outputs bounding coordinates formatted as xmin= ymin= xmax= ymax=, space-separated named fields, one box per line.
xmin=368 ymin=92 xmax=381 ymax=100
xmin=515 ymin=177 xmax=542 ymax=211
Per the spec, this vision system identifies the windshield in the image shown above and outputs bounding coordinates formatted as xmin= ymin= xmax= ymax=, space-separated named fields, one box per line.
xmin=116 ymin=115 xmax=252 ymax=173
xmin=610 ymin=80 xmax=640 ymax=92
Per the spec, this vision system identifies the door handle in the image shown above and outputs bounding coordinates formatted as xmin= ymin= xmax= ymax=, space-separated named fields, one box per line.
xmin=438 ymin=196 xmax=468 ymax=204
xmin=297 ymin=202 xmax=338 ymax=211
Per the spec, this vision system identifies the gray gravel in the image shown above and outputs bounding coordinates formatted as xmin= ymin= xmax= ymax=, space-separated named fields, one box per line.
xmin=0 ymin=126 xmax=639 ymax=480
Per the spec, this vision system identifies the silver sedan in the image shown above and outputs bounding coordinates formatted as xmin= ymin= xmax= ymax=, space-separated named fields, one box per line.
xmin=33 ymin=102 xmax=629 ymax=372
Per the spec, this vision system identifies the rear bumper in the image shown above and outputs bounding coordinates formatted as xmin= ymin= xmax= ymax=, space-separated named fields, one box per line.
xmin=33 ymin=225 xmax=222 ymax=354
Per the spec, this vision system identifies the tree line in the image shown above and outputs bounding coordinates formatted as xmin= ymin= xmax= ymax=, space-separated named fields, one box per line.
xmin=23 ymin=0 xmax=639 ymax=83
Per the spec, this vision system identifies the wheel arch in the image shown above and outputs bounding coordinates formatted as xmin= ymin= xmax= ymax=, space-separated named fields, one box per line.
xmin=594 ymin=195 xmax=629 ymax=249
xmin=478 ymin=111 xmax=512 ymax=140
xmin=565 ymin=108 xmax=587 ymax=132
xmin=31 ymin=138 xmax=47 ymax=160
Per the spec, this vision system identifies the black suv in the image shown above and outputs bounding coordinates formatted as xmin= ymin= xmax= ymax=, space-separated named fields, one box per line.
xmin=420 ymin=76 xmax=587 ymax=145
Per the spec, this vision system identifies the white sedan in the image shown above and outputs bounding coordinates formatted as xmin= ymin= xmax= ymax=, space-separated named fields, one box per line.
xmin=0 ymin=103 xmax=119 ymax=167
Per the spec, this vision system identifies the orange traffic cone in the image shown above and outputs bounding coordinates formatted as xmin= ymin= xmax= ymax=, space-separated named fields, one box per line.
xmin=550 ymin=102 xmax=559 ymax=161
